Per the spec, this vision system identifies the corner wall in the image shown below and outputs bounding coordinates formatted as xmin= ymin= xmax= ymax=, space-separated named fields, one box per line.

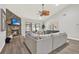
xmin=0 ymin=31 xmax=6 ymax=52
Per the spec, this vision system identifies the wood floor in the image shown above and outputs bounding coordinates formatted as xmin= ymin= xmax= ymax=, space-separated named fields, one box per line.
xmin=50 ymin=39 xmax=79 ymax=54
xmin=1 ymin=36 xmax=29 ymax=54
xmin=1 ymin=36 xmax=79 ymax=54
xmin=58 ymin=39 xmax=79 ymax=54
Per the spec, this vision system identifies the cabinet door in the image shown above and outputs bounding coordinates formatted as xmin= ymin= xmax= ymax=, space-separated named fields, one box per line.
xmin=52 ymin=34 xmax=67 ymax=50
xmin=37 ymin=36 xmax=52 ymax=54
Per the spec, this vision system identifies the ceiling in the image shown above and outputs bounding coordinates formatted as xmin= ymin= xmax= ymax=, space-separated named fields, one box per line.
xmin=0 ymin=4 xmax=69 ymax=21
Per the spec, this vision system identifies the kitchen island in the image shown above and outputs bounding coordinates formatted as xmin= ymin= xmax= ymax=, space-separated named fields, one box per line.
xmin=24 ymin=32 xmax=67 ymax=54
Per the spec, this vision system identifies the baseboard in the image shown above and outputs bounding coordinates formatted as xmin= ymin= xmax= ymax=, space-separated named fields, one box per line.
xmin=68 ymin=37 xmax=79 ymax=41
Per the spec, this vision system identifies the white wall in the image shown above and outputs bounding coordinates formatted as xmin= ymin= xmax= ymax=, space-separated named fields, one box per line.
xmin=59 ymin=5 xmax=79 ymax=40
xmin=0 ymin=5 xmax=6 ymax=52
xmin=45 ymin=5 xmax=79 ymax=40
xmin=0 ymin=31 xmax=6 ymax=52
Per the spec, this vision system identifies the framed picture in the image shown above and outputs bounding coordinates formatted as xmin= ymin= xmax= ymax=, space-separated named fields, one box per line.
xmin=1 ymin=9 xmax=6 ymax=31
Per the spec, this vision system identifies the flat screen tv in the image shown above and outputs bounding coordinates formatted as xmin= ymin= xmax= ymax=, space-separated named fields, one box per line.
xmin=11 ymin=18 xmax=21 ymax=25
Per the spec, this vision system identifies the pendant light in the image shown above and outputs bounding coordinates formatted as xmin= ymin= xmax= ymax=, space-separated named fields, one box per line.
xmin=39 ymin=4 xmax=50 ymax=16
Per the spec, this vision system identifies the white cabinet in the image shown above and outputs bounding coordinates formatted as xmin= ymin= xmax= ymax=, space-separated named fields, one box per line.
xmin=37 ymin=36 xmax=52 ymax=54
xmin=52 ymin=33 xmax=67 ymax=50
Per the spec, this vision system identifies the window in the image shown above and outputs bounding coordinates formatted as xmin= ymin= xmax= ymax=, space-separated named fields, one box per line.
xmin=26 ymin=23 xmax=32 ymax=31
